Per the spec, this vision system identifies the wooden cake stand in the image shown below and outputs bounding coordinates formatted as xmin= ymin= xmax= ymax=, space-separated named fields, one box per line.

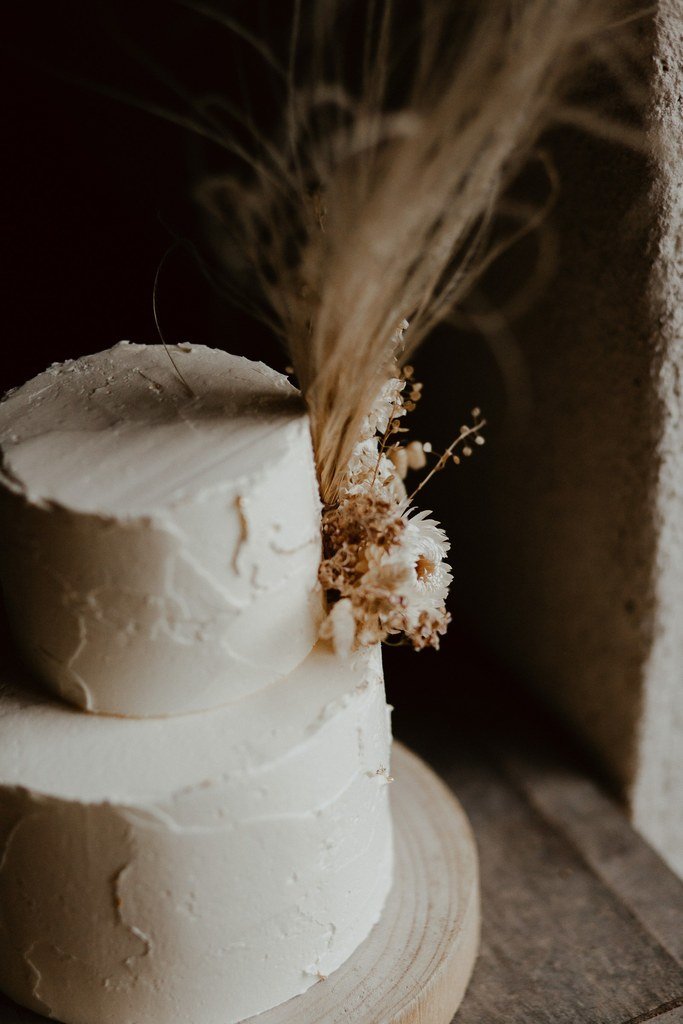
xmin=1 ymin=743 xmax=480 ymax=1024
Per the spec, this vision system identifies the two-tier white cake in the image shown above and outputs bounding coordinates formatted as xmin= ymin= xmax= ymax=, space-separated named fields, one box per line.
xmin=0 ymin=343 xmax=394 ymax=1024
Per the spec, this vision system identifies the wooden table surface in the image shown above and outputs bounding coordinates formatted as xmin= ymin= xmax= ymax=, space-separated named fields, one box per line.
xmin=387 ymin=641 xmax=683 ymax=1024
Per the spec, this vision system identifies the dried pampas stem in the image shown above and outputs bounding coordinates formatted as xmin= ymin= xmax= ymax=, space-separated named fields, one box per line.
xmin=195 ymin=0 xmax=642 ymax=504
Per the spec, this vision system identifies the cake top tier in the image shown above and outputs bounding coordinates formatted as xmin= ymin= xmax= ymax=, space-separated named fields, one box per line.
xmin=0 ymin=343 xmax=322 ymax=716
xmin=0 ymin=341 xmax=304 ymax=517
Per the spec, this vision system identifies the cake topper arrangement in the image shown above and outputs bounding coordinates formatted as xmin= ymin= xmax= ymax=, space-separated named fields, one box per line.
xmin=185 ymin=0 xmax=638 ymax=654
xmin=318 ymin=355 xmax=486 ymax=653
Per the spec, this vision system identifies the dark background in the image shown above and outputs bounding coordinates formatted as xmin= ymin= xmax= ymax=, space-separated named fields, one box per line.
xmin=2 ymin=1 xmax=581 ymax=708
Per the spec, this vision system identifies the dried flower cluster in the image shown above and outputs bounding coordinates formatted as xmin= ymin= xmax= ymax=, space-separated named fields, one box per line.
xmin=319 ymin=363 xmax=484 ymax=654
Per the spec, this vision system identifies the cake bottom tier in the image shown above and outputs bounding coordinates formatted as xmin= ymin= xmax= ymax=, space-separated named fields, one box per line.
xmin=0 ymin=643 xmax=394 ymax=1024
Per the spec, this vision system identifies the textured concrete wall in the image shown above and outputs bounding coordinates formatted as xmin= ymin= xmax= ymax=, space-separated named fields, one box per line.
xmin=631 ymin=0 xmax=683 ymax=877
xmin=444 ymin=3 xmax=682 ymax=875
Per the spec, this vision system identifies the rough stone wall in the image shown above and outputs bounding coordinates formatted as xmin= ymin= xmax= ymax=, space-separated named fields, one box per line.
xmin=631 ymin=0 xmax=683 ymax=877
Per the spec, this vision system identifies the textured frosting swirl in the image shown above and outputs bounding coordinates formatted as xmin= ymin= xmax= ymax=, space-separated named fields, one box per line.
xmin=0 ymin=642 xmax=393 ymax=1024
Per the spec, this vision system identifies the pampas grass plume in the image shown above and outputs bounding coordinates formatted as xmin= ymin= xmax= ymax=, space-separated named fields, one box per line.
xmin=193 ymin=0 xmax=643 ymax=503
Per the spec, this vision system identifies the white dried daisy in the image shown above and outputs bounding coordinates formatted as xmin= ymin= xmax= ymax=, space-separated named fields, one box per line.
xmin=401 ymin=509 xmax=452 ymax=606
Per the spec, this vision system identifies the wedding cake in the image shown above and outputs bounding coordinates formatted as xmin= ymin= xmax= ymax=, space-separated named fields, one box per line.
xmin=0 ymin=343 xmax=394 ymax=1024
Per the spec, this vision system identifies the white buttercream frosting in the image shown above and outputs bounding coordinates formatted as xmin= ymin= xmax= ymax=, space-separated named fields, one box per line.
xmin=0 ymin=641 xmax=393 ymax=1024
xmin=0 ymin=342 xmax=323 ymax=715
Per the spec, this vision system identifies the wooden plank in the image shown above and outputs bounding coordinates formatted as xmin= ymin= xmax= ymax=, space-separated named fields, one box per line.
xmin=445 ymin=747 xmax=683 ymax=1024
xmin=497 ymin=746 xmax=683 ymax=966
xmin=623 ymin=1000 xmax=683 ymax=1023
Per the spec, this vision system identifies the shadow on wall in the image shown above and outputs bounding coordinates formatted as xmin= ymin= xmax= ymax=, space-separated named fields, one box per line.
xmin=425 ymin=116 xmax=658 ymax=801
